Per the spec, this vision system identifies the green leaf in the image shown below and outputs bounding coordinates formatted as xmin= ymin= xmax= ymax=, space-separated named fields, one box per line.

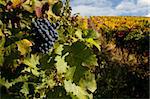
xmin=46 ymin=73 xmax=56 ymax=89
xmin=12 ymin=75 xmax=28 ymax=84
xmin=31 ymin=69 xmax=40 ymax=77
xmin=65 ymin=66 xmax=76 ymax=81
xmin=0 ymin=29 xmax=5 ymax=47
xmin=0 ymin=48 xmax=4 ymax=66
xmin=82 ymin=29 xmax=97 ymax=39
xmin=20 ymin=83 xmax=29 ymax=97
xmin=3 ymin=44 xmax=20 ymax=67
xmin=23 ymin=54 xmax=40 ymax=69
xmin=55 ymin=53 xmax=69 ymax=74
xmin=63 ymin=41 xmax=97 ymax=83
xmin=52 ymin=1 xmax=63 ymax=16
xmin=39 ymin=54 xmax=55 ymax=70
xmin=0 ymin=29 xmax=5 ymax=66
xmin=0 ymin=76 xmax=12 ymax=89
xmin=21 ymin=67 xmax=31 ymax=73
xmin=23 ymin=54 xmax=40 ymax=76
xmin=57 ymin=27 xmax=67 ymax=43
xmin=85 ymin=38 xmax=101 ymax=51
xmin=64 ymin=80 xmax=93 ymax=99
xmin=79 ymin=71 xmax=97 ymax=93
xmin=82 ymin=54 xmax=98 ymax=67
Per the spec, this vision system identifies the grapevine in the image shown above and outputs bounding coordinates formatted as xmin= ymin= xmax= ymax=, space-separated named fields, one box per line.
xmin=0 ymin=0 xmax=149 ymax=99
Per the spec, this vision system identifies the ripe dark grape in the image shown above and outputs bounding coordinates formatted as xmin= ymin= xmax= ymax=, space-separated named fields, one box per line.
xmin=31 ymin=18 xmax=59 ymax=53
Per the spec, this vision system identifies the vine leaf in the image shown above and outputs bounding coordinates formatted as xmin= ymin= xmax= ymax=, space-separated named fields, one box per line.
xmin=74 ymin=29 xmax=100 ymax=51
xmin=12 ymin=75 xmax=28 ymax=84
xmin=0 ymin=29 xmax=5 ymax=47
xmin=16 ymin=39 xmax=32 ymax=55
xmin=20 ymin=83 xmax=29 ymax=97
xmin=23 ymin=54 xmax=40 ymax=76
xmin=12 ymin=0 xmax=22 ymax=8
xmin=65 ymin=66 xmax=76 ymax=81
xmin=75 ymin=29 xmax=82 ymax=40
xmin=55 ymin=53 xmax=69 ymax=74
xmin=63 ymin=41 xmax=98 ymax=83
xmin=0 ymin=48 xmax=4 ymax=66
xmin=0 ymin=76 xmax=12 ymax=89
xmin=47 ymin=11 xmax=60 ymax=20
xmin=37 ymin=72 xmax=56 ymax=89
xmin=64 ymin=80 xmax=93 ymax=99
xmin=79 ymin=71 xmax=97 ymax=93
xmin=31 ymin=69 xmax=40 ymax=76
xmin=82 ymin=52 xmax=98 ymax=67
xmin=57 ymin=28 xmax=66 ymax=43
xmin=21 ymin=67 xmax=31 ymax=73
xmin=52 ymin=1 xmax=63 ymax=16
xmin=54 ymin=44 xmax=64 ymax=55
xmin=47 ymin=74 xmax=56 ymax=89
xmin=82 ymin=29 xmax=97 ymax=39
xmin=0 ymin=29 xmax=5 ymax=66
xmin=22 ymin=0 xmax=34 ymax=13
xmin=23 ymin=54 xmax=40 ymax=69
xmin=85 ymin=38 xmax=100 ymax=51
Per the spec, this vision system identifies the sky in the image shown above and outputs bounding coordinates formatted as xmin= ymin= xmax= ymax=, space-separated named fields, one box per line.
xmin=70 ymin=0 xmax=150 ymax=17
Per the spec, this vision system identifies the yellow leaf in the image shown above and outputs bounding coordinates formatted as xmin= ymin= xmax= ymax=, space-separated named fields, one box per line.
xmin=22 ymin=4 xmax=33 ymax=13
xmin=75 ymin=29 xmax=82 ymax=39
xmin=48 ymin=0 xmax=58 ymax=5
xmin=12 ymin=0 xmax=21 ymax=8
xmin=54 ymin=44 xmax=63 ymax=55
xmin=79 ymin=71 xmax=97 ymax=93
xmin=16 ymin=39 xmax=32 ymax=55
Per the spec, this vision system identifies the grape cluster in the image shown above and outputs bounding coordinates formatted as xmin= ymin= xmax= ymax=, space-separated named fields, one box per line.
xmin=31 ymin=18 xmax=59 ymax=54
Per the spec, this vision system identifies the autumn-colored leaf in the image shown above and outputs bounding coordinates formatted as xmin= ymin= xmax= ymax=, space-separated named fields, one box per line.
xmin=16 ymin=39 xmax=32 ymax=55
xmin=12 ymin=0 xmax=21 ymax=8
